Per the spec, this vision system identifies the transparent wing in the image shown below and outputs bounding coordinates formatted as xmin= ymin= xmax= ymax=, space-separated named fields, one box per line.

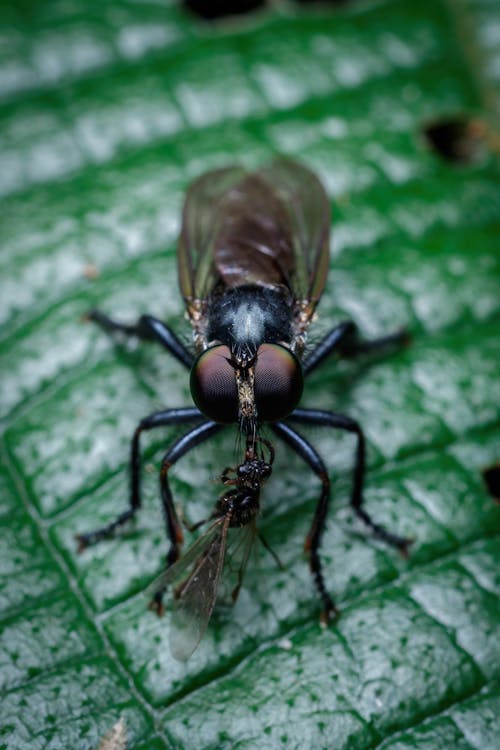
xmin=218 ymin=522 xmax=258 ymax=604
xmin=148 ymin=517 xmax=229 ymax=661
xmin=177 ymin=165 xmax=246 ymax=306
xmin=178 ymin=160 xmax=330 ymax=317
xmin=257 ymin=159 xmax=331 ymax=309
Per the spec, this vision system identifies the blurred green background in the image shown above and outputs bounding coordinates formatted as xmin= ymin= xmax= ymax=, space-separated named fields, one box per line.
xmin=0 ymin=1 xmax=499 ymax=748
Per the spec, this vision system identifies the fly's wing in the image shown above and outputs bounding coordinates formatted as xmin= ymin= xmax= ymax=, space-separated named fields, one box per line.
xmin=218 ymin=522 xmax=258 ymax=604
xmin=257 ymin=159 xmax=330 ymax=314
xmin=178 ymin=166 xmax=246 ymax=309
xmin=149 ymin=517 xmax=229 ymax=661
xmin=178 ymin=159 xmax=330 ymax=342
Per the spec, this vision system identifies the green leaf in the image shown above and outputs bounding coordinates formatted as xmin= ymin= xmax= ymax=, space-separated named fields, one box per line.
xmin=1 ymin=1 xmax=499 ymax=748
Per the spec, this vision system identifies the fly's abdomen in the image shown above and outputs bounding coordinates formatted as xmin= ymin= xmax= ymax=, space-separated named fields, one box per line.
xmin=212 ymin=174 xmax=295 ymax=292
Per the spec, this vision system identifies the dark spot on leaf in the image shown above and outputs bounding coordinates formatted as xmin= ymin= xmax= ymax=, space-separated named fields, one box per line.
xmin=482 ymin=463 xmax=500 ymax=502
xmin=183 ymin=0 xmax=265 ymax=20
xmin=422 ymin=116 xmax=487 ymax=164
xmin=294 ymin=0 xmax=352 ymax=5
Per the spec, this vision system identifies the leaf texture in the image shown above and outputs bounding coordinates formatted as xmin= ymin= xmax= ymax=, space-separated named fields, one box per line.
xmin=0 ymin=1 xmax=499 ymax=748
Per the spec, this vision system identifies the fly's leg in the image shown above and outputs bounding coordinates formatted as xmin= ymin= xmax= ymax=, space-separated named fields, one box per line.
xmin=304 ymin=321 xmax=410 ymax=376
xmin=271 ymin=421 xmax=337 ymax=623
xmin=87 ymin=310 xmax=194 ymax=369
xmin=149 ymin=421 xmax=223 ymax=615
xmin=288 ymin=409 xmax=412 ymax=554
xmin=76 ymin=407 xmax=204 ymax=551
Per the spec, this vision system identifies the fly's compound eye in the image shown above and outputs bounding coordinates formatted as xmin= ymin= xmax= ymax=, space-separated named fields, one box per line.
xmin=254 ymin=344 xmax=303 ymax=422
xmin=190 ymin=345 xmax=238 ymax=423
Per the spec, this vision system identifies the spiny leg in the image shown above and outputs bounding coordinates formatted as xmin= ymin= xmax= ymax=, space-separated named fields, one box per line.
xmin=76 ymin=407 xmax=204 ymax=550
xmin=150 ymin=420 xmax=223 ymax=614
xmin=271 ymin=421 xmax=337 ymax=622
xmin=304 ymin=321 xmax=410 ymax=376
xmin=288 ymin=409 xmax=412 ymax=554
xmin=87 ymin=310 xmax=194 ymax=369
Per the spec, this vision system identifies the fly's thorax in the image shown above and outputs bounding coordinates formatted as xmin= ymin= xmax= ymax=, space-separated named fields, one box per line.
xmin=206 ymin=285 xmax=293 ymax=350
xmin=217 ymin=487 xmax=260 ymax=528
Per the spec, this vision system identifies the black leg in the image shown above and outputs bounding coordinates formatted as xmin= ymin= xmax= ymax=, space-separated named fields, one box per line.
xmin=149 ymin=420 xmax=223 ymax=613
xmin=288 ymin=408 xmax=412 ymax=554
xmin=76 ymin=407 xmax=204 ymax=551
xmin=271 ymin=421 xmax=337 ymax=622
xmin=303 ymin=321 xmax=409 ymax=376
xmin=88 ymin=310 xmax=194 ymax=369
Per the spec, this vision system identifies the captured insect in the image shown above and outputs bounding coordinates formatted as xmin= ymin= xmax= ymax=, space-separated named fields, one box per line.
xmin=77 ymin=159 xmax=411 ymax=657
xmin=151 ymin=437 xmax=275 ymax=660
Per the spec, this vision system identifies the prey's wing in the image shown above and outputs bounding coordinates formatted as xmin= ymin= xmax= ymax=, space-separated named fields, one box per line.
xmin=178 ymin=165 xmax=246 ymax=308
xmin=149 ymin=517 xmax=229 ymax=661
xmin=258 ymin=159 xmax=330 ymax=312
xmin=219 ymin=522 xmax=258 ymax=604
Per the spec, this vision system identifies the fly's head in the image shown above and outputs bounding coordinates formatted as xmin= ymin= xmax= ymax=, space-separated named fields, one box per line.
xmin=190 ymin=343 xmax=303 ymax=430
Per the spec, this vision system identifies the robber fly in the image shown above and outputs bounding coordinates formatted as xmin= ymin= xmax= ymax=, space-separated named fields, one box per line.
xmin=77 ymin=159 xmax=411 ymax=654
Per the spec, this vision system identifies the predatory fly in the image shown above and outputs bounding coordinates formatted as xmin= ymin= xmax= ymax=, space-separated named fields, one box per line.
xmin=77 ymin=159 xmax=411 ymax=659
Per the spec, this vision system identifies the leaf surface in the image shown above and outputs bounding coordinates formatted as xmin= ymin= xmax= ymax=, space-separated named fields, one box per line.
xmin=1 ymin=1 xmax=499 ymax=748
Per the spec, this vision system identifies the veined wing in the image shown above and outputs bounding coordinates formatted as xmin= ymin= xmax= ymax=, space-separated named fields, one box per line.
xmin=218 ymin=521 xmax=258 ymax=604
xmin=149 ymin=516 xmax=230 ymax=661
xmin=178 ymin=160 xmax=330 ymax=303
xmin=177 ymin=165 xmax=246 ymax=308
xmin=178 ymin=159 xmax=330 ymax=341
xmin=257 ymin=159 xmax=330 ymax=312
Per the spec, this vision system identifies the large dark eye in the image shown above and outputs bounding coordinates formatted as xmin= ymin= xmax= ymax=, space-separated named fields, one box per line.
xmin=190 ymin=345 xmax=238 ymax=423
xmin=254 ymin=344 xmax=303 ymax=422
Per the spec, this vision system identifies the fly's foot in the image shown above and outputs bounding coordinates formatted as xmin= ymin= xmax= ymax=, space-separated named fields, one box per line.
xmin=373 ymin=524 xmax=414 ymax=557
xmin=320 ymin=600 xmax=339 ymax=628
xmin=397 ymin=536 xmax=414 ymax=559
xmin=75 ymin=534 xmax=90 ymax=554
xmin=148 ymin=591 xmax=165 ymax=617
xmin=74 ymin=509 xmax=137 ymax=553
xmin=354 ymin=507 xmax=414 ymax=557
